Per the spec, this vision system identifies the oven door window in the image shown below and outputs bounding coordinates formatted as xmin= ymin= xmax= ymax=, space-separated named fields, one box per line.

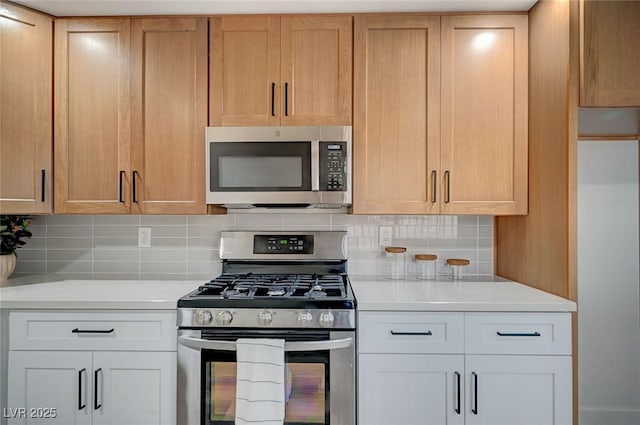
xmin=204 ymin=351 xmax=329 ymax=425
xmin=210 ymin=142 xmax=311 ymax=191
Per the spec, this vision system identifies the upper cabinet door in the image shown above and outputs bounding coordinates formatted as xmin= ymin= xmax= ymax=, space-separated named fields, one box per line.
xmin=0 ymin=4 xmax=52 ymax=214
xmin=440 ymin=15 xmax=528 ymax=215
xmin=54 ymin=19 xmax=131 ymax=214
xmin=210 ymin=16 xmax=281 ymax=126
xmin=353 ymin=15 xmax=441 ymax=214
xmin=581 ymin=0 xmax=640 ymax=107
xmin=280 ymin=16 xmax=352 ymax=125
xmin=131 ymin=18 xmax=207 ymax=214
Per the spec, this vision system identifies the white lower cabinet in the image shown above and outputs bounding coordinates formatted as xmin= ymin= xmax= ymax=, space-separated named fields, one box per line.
xmin=7 ymin=311 xmax=177 ymax=425
xmin=359 ymin=354 xmax=464 ymax=425
xmin=358 ymin=312 xmax=572 ymax=425
xmin=464 ymin=355 xmax=572 ymax=425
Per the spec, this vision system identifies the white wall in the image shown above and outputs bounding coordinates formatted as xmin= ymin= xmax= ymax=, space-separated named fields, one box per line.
xmin=578 ymin=140 xmax=640 ymax=425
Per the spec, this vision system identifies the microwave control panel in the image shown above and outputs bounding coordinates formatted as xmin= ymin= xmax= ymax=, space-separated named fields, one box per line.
xmin=319 ymin=142 xmax=347 ymax=191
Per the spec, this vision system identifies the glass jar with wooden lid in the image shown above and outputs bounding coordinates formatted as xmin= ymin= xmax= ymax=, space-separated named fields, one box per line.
xmin=446 ymin=258 xmax=470 ymax=280
xmin=415 ymin=254 xmax=437 ymax=280
xmin=384 ymin=246 xmax=407 ymax=280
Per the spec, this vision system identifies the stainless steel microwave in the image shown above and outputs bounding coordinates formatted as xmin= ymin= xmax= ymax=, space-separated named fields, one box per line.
xmin=206 ymin=126 xmax=352 ymax=211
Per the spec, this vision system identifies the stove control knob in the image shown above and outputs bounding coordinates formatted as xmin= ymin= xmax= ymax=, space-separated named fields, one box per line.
xmin=319 ymin=311 xmax=335 ymax=328
xmin=216 ymin=311 xmax=233 ymax=326
xmin=258 ymin=311 xmax=273 ymax=326
xmin=197 ymin=310 xmax=213 ymax=326
xmin=297 ymin=311 xmax=313 ymax=327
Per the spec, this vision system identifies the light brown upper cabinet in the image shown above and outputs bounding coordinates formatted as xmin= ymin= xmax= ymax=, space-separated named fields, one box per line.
xmin=55 ymin=18 xmax=132 ymax=214
xmin=55 ymin=17 xmax=207 ymax=214
xmin=131 ymin=18 xmax=207 ymax=214
xmin=354 ymin=14 xmax=528 ymax=215
xmin=581 ymin=0 xmax=640 ymax=107
xmin=440 ymin=15 xmax=528 ymax=215
xmin=353 ymin=15 xmax=441 ymax=214
xmin=210 ymin=15 xmax=352 ymax=126
xmin=0 ymin=4 xmax=52 ymax=214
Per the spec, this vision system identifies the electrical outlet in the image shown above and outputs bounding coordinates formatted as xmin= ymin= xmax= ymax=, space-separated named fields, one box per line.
xmin=379 ymin=226 xmax=393 ymax=246
xmin=138 ymin=227 xmax=151 ymax=248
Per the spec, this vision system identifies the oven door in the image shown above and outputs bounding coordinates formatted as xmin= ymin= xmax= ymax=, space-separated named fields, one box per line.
xmin=178 ymin=329 xmax=355 ymax=425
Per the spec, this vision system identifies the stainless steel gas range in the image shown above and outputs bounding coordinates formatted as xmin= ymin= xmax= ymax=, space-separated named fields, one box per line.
xmin=177 ymin=231 xmax=356 ymax=425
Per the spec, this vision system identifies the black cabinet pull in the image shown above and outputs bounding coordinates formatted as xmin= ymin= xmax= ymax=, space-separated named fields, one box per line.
xmin=284 ymin=82 xmax=289 ymax=116
xmin=72 ymin=328 xmax=114 ymax=334
xmin=472 ymin=372 xmax=478 ymax=415
xmin=390 ymin=330 xmax=433 ymax=336
xmin=119 ymin=171 xmax=125 ymax=202
xmin=431 ymin=170 xmax=437 ymax=203
xmin=496 ymin=331 xmax=541 ymax=337
xmin=78 ymin=368 xmax=86 ymax=410
xmin=41 ymin=169 xmax=46 ymax=202
xmin=444 ymin=170 xmax=451 ymax=203
xmin=454 ymin=371 xmax=461 ymax=414
xmin=94 ymin=368 xmax=102 ymax=410
xmin=132 ymin=170 xmax=139 ymax=203
xmin=271 ymin=82 xmax=276 ymax=116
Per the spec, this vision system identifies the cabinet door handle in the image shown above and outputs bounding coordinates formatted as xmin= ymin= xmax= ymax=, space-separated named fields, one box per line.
xmin=444 ymin=170 xmax=451 ymax=203
xmin=284 ymin=82 xmax=289 ymax=116
xmin=389 ymin=330 xmax=432 ymax=336
xmin=41 ymin=169 xmax=46 ymax=202
xmin=132 ymin=170 xmax=139 ymax=203
xmin=72 ymin=328 xmax=115 ymax=334
xmin=496 ymin=331 xmax=541 ymax=337
xmin=271 ymin=82 xmax=276 ymax=116
xmin=471 ymin=372 xmax=478 ymax=415
xmin=94 ymin=368 xmax=102 ymax=410
xmin=78 ymin=368 xmax=86 ymax=410
xmin=118 ymin=171 xmax=125 ymax=202
xmin=454 ymin=371 xmax=461 ymax=414
xmin=431 ymin=170 xmax=437 ymax=203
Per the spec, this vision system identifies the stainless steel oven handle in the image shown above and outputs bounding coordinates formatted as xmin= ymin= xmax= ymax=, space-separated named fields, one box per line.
xmin=178 ymin=335 xmax=353 ymax=352
xmin=311 ymin=140 xmax=320 ymax=191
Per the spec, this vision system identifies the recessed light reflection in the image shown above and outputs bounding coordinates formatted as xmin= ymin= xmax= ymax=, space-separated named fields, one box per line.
xmin=473 ymin=32 xmax=496 ymax=51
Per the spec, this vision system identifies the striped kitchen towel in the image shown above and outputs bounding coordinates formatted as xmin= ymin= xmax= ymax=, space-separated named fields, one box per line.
xmin=235 ymin=338 xmax=285 ymax=425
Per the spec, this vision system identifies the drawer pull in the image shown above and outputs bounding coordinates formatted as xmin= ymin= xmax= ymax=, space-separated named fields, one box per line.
xmin=390 ymin=330 xmax=433 ymax=336
xmin=496 ymin=331 xmax=541 ymax=337
xmin=72 ymin=328 xmax=115 ymax=334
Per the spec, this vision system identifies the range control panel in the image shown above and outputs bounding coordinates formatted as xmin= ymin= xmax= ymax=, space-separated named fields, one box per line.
xmin=319 ymin=142 xmax=347 ymax=191
xmin=253 ymin=235 xmax=315 ymax=254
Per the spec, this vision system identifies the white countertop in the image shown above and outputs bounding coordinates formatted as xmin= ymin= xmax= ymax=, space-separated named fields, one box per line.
xmin=350 ymin=276 xmax=577 ymax=312
xmin=0 ymin=277 xmax=201 ymax=309
xmin=0 ymin=275 xmax=576 ymax=312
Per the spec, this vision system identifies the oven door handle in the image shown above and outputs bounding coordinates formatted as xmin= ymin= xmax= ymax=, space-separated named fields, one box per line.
xmin=178 ymin=335 xmax=353 ymax=352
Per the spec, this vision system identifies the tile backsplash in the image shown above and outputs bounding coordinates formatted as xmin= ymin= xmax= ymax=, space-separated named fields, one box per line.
xmin=14 ymin=214 xmax=494 ymax=280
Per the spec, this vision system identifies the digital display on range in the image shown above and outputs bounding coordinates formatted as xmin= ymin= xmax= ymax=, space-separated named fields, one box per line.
xmin=253 ymin=235 xmax=314 ymax=254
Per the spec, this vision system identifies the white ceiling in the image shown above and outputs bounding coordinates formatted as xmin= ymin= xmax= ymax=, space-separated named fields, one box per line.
xmin=9 ymin=0 xmax=537 ymax=17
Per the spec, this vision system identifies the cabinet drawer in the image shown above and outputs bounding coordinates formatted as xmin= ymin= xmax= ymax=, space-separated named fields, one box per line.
xmin=9 ymin=311 xmax=177 ymax=351
xmin=465 ymin=313 xmax=572 ymax=355
xmin=358 ymin=312 xmax=464 ymax=354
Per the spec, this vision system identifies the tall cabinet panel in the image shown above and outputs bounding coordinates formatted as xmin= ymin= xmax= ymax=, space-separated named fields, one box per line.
xmin=440 ymin=15 xmax=528 ymax=215
xmin=280 ymin=16 xmax=352 ymax=125
xmin=131 ymin=18 xmax=207 ymax=214
xmin=0 ymin=4 xmax=52 ymax=214
xmin=581 ymin=0 xmax=640 ymax=107
xmin=353 ymin=15 xmax=441 ymax=214
xmin=210 ymin=16 xmax=281 ymax=126
xmin=54 ymin=19 xmax=131 ymax=214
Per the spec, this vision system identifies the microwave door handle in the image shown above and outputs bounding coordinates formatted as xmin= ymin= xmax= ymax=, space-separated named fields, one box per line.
xmin=178 ymin=335 xmax=353 ymax=352
xmin=311 ymin=140 xmax=320 ymax=191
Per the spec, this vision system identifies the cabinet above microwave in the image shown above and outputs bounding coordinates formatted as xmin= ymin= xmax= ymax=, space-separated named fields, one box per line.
xmin=205 ymin=126 xmax=352 ymax=212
